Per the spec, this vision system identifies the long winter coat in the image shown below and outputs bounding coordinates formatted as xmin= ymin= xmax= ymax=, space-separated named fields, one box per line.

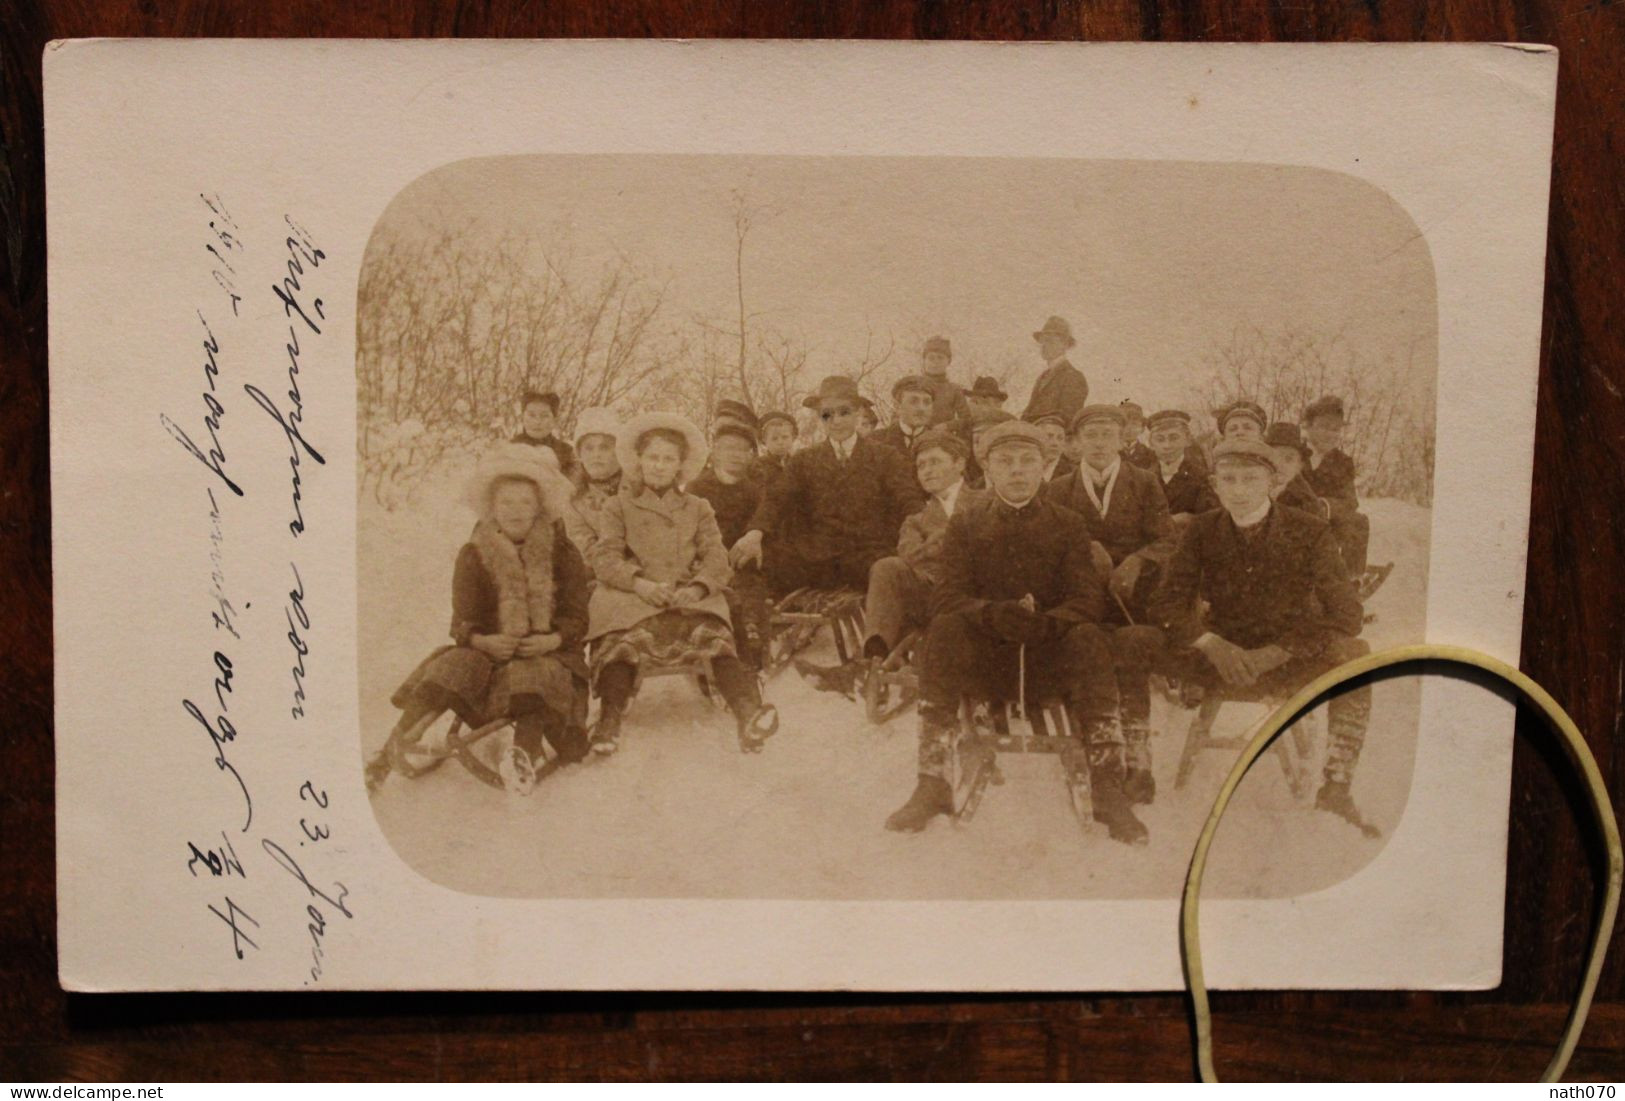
xmin=749 ymin=436 xmax=926 ymax=564
xmin=931 ymin=494 xmax=1107 ymax=627
xmin=1020 ymin=357 xmax=1090 ymax=427
xmin=585 ymin=487 xmax=733 ymax=640
xmin=563 ymin=473 xmax=624 ymax=570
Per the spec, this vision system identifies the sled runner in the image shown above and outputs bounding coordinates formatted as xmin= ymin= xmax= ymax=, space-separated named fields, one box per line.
xmin=1172 ymin=683 xmax=1325 ymax=800
xmin=862 ymin=629 xmax=920 ymax=725
xmin=764 ymin=587 xmax=866 ymax=677
xmin=364 ymin=708 xmax=566 ymax=793
xmin=1356 ymin=561 xmax=1394 ymax=603
xmin=952 ymin=699 xmax=1094 ymax=833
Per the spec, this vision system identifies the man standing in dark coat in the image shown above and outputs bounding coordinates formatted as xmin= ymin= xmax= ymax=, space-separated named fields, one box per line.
xmin=1045 ymin=405 xmax=1179 ymax=804
xmin=1147 ymin=439 xmax=1378 ymax=835
xmin=1146 ymin=409 xmax=1217 ymax=520
xmin=919 ymin=335 xmax=972 ymax=426
xmin=870 ymin=376 xmax=936 ymax=457
xmin=883 ymin=421 xmax=1147 ymax=844
xmin=511 ymin=390 xmax=577 ymax=477
xmin=1021 ymin=315 xmax=1091 ymax=428
xmin=736 ymin=375 xmax=926 ymax=596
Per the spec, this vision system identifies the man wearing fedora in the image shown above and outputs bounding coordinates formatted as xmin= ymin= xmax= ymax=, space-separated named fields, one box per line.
xmin=884 ymin=420 xmax=1149 ymax=844
xmin=964 ymin=376 xmax=1008 ymax=417
xmin=735 ymin=375 xmax=925 ymax=597
xmin=1045 ymin=404 xmax=1179 ymax=804
xmin=919 ymin=335 xmax=971 ymax=427
xmin=1147 ymin=438 xmax=1378 ymax=835
xmin=871 ymin=376 xmax=937 ymax=458
xmin=1023 ymin=316 xmax=1091 ymax=429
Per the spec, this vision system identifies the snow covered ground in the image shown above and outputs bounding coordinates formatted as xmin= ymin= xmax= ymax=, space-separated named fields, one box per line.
xmin=359 ymin=464 xmax=1431 ymax=901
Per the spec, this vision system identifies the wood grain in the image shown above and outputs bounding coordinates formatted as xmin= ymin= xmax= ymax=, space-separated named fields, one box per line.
xmin=3 ymin=0 xmax=1622 ymax=1082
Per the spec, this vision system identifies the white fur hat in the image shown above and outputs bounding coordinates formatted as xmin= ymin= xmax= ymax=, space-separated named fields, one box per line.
xmin=463 ymin=441 xmax=575 ymax=519
xmin=572 ymin=406 xmax=621 ymax=448
xmin=617 ymin=411 xmax=709 ymax=487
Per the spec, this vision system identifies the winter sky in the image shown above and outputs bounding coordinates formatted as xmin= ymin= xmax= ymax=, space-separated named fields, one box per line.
xmin=374 ymin=154 xmax=1438 ymax=417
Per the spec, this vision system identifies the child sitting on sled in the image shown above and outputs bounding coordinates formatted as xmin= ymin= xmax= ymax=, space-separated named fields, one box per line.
xmin=585 ymin=412 xmax=780 ymax=754
xmin=388 ymin=442 xmax=592 ymax=794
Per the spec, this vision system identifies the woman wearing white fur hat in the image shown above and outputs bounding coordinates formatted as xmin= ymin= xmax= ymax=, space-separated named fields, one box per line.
xmin=585 ymin=411 xmax=779 ymax=754
xmin=387 ymin=442 xmax=591 ymax=794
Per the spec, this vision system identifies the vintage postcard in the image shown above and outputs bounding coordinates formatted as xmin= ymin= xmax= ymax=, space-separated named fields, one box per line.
xmin=47 ymin=40 xmax=1557 ymax=990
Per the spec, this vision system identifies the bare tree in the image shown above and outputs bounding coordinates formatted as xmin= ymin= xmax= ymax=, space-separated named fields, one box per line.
xmin=1189 ymin=324 xmax=1435 ymax=503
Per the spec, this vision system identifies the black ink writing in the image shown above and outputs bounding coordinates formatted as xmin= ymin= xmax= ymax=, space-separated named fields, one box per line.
xmin=286 ymin=563 xmax=310 ymax=719
xmin=160 ymin=312 xmax=243 ymax=497
xmin=207 ymin=896 xmax=260 ymax=959
xmin=184 ymin=697 xmax=252 ymax=832
xmin=187 ymin=832 xmax=246 ymax=878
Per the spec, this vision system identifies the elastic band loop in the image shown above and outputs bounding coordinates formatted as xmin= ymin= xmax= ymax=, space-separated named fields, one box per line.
xmin=1179 ymin=642 xmax=1623 ymax=1082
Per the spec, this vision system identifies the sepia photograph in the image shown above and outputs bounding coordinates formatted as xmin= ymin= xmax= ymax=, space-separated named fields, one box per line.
xmin=356 ymin=154 xmax=1437 ymax=902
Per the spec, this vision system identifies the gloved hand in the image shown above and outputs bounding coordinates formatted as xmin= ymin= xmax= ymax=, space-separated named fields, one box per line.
xmin=983 ymin=600 xmax=1053 ymax=645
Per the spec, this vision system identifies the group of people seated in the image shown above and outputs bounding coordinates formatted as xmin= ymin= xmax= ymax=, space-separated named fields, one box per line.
xmin=387 ymin=313 xmax=1381 ymax=846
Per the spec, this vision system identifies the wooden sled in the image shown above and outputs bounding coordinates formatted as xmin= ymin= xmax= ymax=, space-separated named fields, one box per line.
xmin=764 ymin=587 xmax=866 ymax=677
xmin=1172 ymin=685 xmax=1324 ymax=801
xmin=862 ymin=629 xmax=920 ymax=725
xmin=364 ymin=708 xmax=567 ymax=794
xmin=953 ymin=699 xmax=1094 ymax=833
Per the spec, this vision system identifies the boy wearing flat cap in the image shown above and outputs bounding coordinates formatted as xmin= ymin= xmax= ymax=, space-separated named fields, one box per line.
xmin=1027 ymin=410 xmax=1079 ymax=484
xmin=1146 ymin=409 xmax=1218 ymax=521
xmin=1218 ymin=401 xmax=1268 ymax=443
xmin=872 ymin=375 xmax=938 ymax=458
xmin=884 ymin=420 xmax=1148 ymax=844
xmin=1022 ymin=315 xmax=1092 ymax=428
xmin=1147 ymin=438 xmax=1378 ymax=834
xmin=1118 ymin=401 xmax=1158 ymax=470
xmin=1045 ymin=403 xmax=1179 ymax=803
xmin=1302 ymin=395 xmax=1371 ymax=578
xmin=919 ymin=336 xmax=972 ymax=426
xmin=736 ymin=375 xmax=926 ymax=597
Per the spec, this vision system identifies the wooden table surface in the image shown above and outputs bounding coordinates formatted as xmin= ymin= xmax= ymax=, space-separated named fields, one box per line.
xmin=2 ymin=0 xmax=1622 ymax=1083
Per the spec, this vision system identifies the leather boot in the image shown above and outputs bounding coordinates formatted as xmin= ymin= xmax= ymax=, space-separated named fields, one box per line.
xmin=885 ymin=775 xmax=955 ymax=832
xmin=1315 ymin=779 xmax=1381 ymax=837
xmin=1076 ymin=726 xmax=1149 ymax=846
xmin=1121 ymin=720 xmax=1155 ymax=805
xmin=590 ymin=705 xmax=623 ymax=755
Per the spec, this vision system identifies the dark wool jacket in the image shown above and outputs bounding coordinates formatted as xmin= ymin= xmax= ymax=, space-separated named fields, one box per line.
xmin=1157 ymin=451 xmax=1219 ymax=516
xmin=1020 ymin=357 xmax=1090 ymax=427
xmin=749 ymin=436 xmax=926 ymax=562
xmin=511 ymin=431 xmax=577 ymax=478
xmin=921 ymin=374 xmax=972 ymax=426
xmin=1305 ymin=448 xmax=1358 ymax=504
xmin=688 ymin=469 xmax=765 ymax=547
xmin=448 ymin=520 xmax=591 ymax=679
xmin=1044 ymin=460 xmax=1179 ymax=567
xmin=1148 ymin=503 xmax=1362 ymax=659
xmin=931 ymin=494 xmax=1107 ymax=628
xmin=1277 ymin=473 xmax=1330 ymax=520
